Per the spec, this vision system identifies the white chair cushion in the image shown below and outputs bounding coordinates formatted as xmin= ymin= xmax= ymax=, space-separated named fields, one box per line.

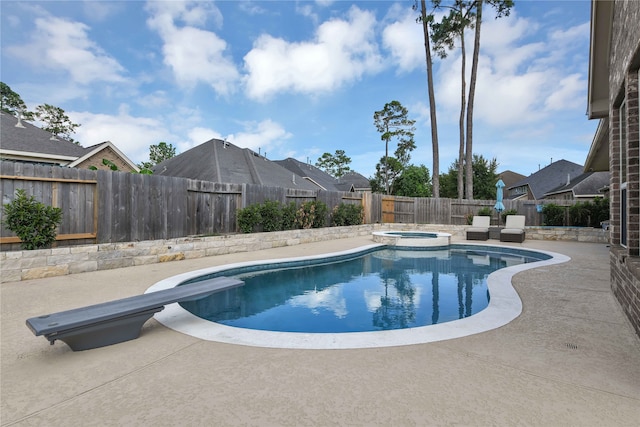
xmin=504 ymin=215 xmax=525 ymax=230
xmin=471 ymin=216 xmax=491 ymax=228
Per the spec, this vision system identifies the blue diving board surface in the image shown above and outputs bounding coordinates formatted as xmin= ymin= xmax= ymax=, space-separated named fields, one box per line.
xmin=26 ymin=276 xmax=244 ymax=351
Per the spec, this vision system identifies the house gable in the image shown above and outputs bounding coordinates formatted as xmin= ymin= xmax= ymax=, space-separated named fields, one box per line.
xmin=69 ymin=142 xmax=140 ymax=173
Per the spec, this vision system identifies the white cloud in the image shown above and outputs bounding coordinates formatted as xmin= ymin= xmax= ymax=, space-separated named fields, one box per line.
xmin=146 ymin=1 xmax=239 ymax=95
xmin=187 ymin=127 xmax=221 ymax=144
xmin=473 ymin=65 xmax=549 ymax=126
xmin=145 ymin=1 xmax=222 ymax=28
xmin=382 ymin=9 xmax=424 ymax=73
xmin=71 ymin=110 xmax=172 ymax=164
xmin=239 ymin=2 xmax=268 ymax=16
xmin=226 ymin=119 xmax=292 ymax=154
xmin=243 ymin=6 xmax=383 ymax=100
xmin=82 ymin=2 xmax=123 ymax=22
xmin=6 ymin=16 xmax=127 ymax=85
xmin=549 ymin=22 xmax=590 ymax=45
xmin=296 ymin=3 xmax=319 ymax=24
xmin=431 ymin=9 xmax=590 ymax=129
xmin=480 ymin=10 xmax=537 ymax=51
xmin=545 ymin=73 xmax=586 ymax=111
xmin=161 ymin=26 xmax=239 ymax=94
xmin=135 ymin=90 xmax=170 ymax=109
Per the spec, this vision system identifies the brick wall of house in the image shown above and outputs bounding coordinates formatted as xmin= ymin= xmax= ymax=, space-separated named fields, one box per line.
xmin=608 ymin=0 xmax=640 ymax=338
xmin=610 ymin=249 xmax=640 ymax=338
xmin=75 ymin=146 xmax=137 ymax=172
xmin=609 ymin=1 xmax=640 ymax=99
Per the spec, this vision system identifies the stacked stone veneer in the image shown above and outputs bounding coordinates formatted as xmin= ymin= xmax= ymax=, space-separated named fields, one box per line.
xmin=0 ymin=224 xmax=608 ymax=283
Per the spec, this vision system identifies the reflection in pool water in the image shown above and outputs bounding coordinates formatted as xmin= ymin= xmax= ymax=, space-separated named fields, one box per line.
xmin=180 ymin=247 xmax=547 ymax=333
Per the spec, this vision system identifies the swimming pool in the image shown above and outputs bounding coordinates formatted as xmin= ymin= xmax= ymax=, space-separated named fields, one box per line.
xmin=178 ymin=246 xmax=546 ymax=333
xmin=147 ymin=243 xmax=569 ymax=349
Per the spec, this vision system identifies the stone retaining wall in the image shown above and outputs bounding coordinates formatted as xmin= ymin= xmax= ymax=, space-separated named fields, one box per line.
xmin=525 ymin=226 xmax=609 ymax=243
xmin=0 ymin=224 xmax=609 ymax=283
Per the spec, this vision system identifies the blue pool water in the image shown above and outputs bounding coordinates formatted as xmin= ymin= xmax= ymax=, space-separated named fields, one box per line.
xmin=180 ymin=246 xmax=549 ymax=333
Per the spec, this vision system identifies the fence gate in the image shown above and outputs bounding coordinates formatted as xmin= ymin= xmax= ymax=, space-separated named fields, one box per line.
xmin=382 ymin=197 xmax=395 ymax=223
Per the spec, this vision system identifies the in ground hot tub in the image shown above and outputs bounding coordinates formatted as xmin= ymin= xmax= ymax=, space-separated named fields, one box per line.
xmin=372 ymin=231 xmax=451 ymax=247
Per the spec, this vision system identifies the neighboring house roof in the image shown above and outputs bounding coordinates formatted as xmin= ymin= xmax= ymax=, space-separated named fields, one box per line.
xmin=1 ymin=113 xmax=86 ymax=163
xmin=275 ymin=158 xmax=339 ymax=190
xmin=338 ymin=171 xmax=371 ymax=192
xmin=507 ymin=159 xmax=585 ymax=200
xmin=498 ymin=170 xmax=526 ymax=191
xmin=544 ymin=171 xmax=611 ymax=198
xmin=275 ymin=158 xmax=371 ymax=192
xmin=0 ymin=113 xmax=139 ymax=172
xmin=153 ymin=139 xmax=319 ymax=191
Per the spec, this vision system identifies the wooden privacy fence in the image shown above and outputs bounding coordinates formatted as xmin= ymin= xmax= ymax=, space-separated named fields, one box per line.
xmin=369 ymin=194 xmax=575 ymax=227
xmin=0 ymin=160 xmax=588 ymax=249
xmin=0 ymin=173 xmax=98 ymax=245
xmin=0 ymin=161 xmax=364 ymax=249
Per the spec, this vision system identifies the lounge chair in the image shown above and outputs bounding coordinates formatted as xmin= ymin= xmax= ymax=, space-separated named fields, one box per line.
xmin=466 ymin=216 xmax=491 ymax=240
xmin=500 ymin=215 xmax=526 ymax=243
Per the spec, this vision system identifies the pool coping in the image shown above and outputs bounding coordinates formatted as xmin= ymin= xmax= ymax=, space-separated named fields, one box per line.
xmin=146 ymin=243 xmax=571 ymax=349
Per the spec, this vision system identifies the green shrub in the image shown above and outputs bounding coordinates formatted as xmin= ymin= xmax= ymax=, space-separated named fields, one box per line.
xmin=2 ymin=189 xmax=63 ymax=250
xmin=237 ymin=204 xmax=261 ymax=233
xmin=501 ymin=208 xmax=518 ymax=224
xmin=331 ymin=203 xmax=364 ymax=226
xmin=569 ymin=202 xmax=590 ymax=227
xmin=465 ymin=212 xmax=474 ymax=225
xmin=542 ymin=203 xmax=565 ymax=226
xmin=477 ymin=207 xmax=492 ymax=216
xmin=569 ymin=197 xmax=610 ymax=227
xmin=260 ymin=200 xmax=283 ymax=232
xmin=281 ymin=202 xmax=298 ymax=230
xmin=296 ymin=200 xmax=327 ymax=229
xmin=590 ymin=197 xmax=609 ymax=227
xmin=310 ymin=201 xmax=328 ymax=228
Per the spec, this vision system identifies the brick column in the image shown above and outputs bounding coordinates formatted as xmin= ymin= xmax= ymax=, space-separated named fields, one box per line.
xmin=627 ymin=70 xmax=640 ymax=256
xmin=610 ymin=108 xmax=621 ymax=246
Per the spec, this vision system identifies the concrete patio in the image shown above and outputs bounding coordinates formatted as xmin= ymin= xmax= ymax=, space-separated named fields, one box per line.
xmin=1 ymin=236 xmax=639 ymax=426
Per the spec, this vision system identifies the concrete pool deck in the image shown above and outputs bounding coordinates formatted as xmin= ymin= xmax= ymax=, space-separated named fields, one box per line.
xmin=2 ymin=236 xmax=639 ymax=426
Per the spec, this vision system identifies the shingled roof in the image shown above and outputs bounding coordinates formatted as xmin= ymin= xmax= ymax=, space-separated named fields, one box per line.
xmin=1 ymin=112 xmax=87 ymax=161
xmin=338 ymin=171 xmax=371 ymax=192
xmin=274 ymin=158 xmax=339 ymax=190
xmin=507 ymin=159 xmax=585 ymax=200
xmin=275 ymin=158 xmax=372 ymax=192
xmin=544 ymin=171 xmax=610 ymax=198
xmin=1 ymin=113 xmax=138 ymax=171
xmin=153 ymin=139 xmax=319 ymax=191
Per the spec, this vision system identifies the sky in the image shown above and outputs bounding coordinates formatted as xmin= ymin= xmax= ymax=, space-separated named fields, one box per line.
xmin=0 ymin=0 xmax=597 ymax=179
